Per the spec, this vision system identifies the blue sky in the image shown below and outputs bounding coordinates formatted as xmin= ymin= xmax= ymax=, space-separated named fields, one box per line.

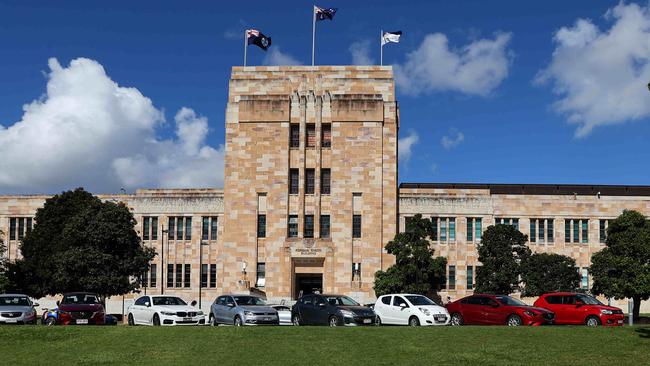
xmin=0 ymin=0 xmax=649 ymax=194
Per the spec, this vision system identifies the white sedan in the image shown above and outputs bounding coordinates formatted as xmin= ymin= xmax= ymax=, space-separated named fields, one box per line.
xmin=374 ymin=294 xmax=450 ymax=326
xmin=127 ymin=295 xmax=205 ymax=326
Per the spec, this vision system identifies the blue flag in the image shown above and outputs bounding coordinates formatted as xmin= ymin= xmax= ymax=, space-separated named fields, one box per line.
xmin=314 ymin=6 xmax=337 ymax=21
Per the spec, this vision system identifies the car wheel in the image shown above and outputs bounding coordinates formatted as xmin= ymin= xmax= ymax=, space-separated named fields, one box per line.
xmin=44 ymin=317 xmax=57 ymax=326
xmin=292 ymin=314 xmax=301 ymax=326
xmin=376 ymin=316 xmax=382 ymax=326
xmin=507 ymin=314 xmax=523 ymax=326
xmin=153 ymin=314 xmax=161 ymax=326
xmin=127 ymin=313 xmax=135 ymax=326
xmin=409 ymin=316 xmax=420 ymax=327
xmin=329 ymin=315 xmax=339 ymax=327
xmin=586 ymin=316 xmax=601 ymax=327
xmin=234 ymin=316 xmax=243 ymax=326
xmin=450 ymin=313 xmax=463 ymax=326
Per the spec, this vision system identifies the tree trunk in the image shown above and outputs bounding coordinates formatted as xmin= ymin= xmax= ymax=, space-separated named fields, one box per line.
xmin=633 ymin=295 xmax=641 ymax=322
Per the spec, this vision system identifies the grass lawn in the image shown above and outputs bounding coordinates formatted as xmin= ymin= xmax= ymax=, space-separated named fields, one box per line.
xmin=1 ymin=325 xmax=649 ymax=366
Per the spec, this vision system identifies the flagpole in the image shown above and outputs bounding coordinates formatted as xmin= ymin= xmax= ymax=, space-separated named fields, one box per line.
xmin=243 ymin=30 xmax=248 ymax=67
xmin=380 ymin=29 xmax=383 ymax=66
xmin=312 ymin=6 xmax=316 ymax=66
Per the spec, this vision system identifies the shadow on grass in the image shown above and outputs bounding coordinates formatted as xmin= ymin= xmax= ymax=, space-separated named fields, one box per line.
xmin=636 ymin=327 xmax=650 ymax=339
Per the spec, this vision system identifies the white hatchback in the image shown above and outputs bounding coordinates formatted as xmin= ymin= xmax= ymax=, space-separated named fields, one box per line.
xmin=374 ymin=294 xmax=450 ymax=326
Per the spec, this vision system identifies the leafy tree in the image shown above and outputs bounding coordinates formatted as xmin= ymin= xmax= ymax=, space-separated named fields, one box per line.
xmin=475 ymin=224 xmax=531 ymax=294
xmin=374 ymin=214 xmax=447 ymax=300
xmin=10 ymin=188 xmax=156 ymax=300
xmin=521 ymin=253 xmax=580 ymax=297
xmin=0 ymin=235 xmax=9 ymax=293
xmin=590 ymin=210 xmax=650 ymax=321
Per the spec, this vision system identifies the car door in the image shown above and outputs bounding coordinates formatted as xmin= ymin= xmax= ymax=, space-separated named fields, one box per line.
xmin=377 ymin=295 xmax=393 ymax=324
xmin=212 ymin=297 xmax=223 ymax=323
xmin=392 ymin=296 xmax=411 ymax=325
xmin=142 ymin=296 xmax=155 ymax=324
xmin=131 ymin=296 xmax=146 ymax=324
xmin=543 ymin=295 xmax=564 ymax=323
xmin=462 ymin=296 xmax=482 ymax=324
xmin=221 ymin=296 xmax=235 ymax=323
xmin=297 ymin=295 xmax=314 ymax=324
xmin=482 ymin=297 xmax=506 ymax=325
xmin=314 ymin=295 xmax=331 ymax=325
xmin=561 ymin=295 xmax=581 ymax=324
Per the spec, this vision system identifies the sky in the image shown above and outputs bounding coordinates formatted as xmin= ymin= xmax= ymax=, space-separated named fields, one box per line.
xmin=1 ymin=0 xmax=650 ymax=194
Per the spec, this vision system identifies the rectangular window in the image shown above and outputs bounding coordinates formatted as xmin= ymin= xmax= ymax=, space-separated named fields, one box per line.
xmin=431 ymin=217 xmax=438 ymax=241
xmin=176 ymin=264 xmax=182 ymax=288
xmin=184 ymin=264 xmax=191 ymax=288
xmin=304 ymin=215 xmax=314 ymax=238
xmin=185 ymin=217 xmax=192 ymax=240
xmin=475 ymin=218 xmax=482 ymax=241
xmin=306 ymin=124 xmax=316 ymax=147
xmin=305 ymin=169 xmax=315 ymax=194
xmin=209 ymin=264 xmax=217 ymax=288
xmin=321 ymin=168 xmax=331 ymax=194
xmin=322 ymin=124 xmax=331 ymax=148
xmin=257 ymin=214 xmax=266 ymax=238
xmin=289 ymin=169 xmax=299 ymax=194
xmin=467 ymin=265 xmax=474 ymax=290
xmin=143 ymin=217 xmax=150 ymax=241
xmin=169 ymin=217 xmax=175 ymax=240
xmin=167 ymin=264 xmax=174 ymax=288
xmin=548 ymin=219 xmax=554 ymax=243
xmin=288 ymin=215 xmax=298 ymax=238
xmin=448 ymin=265 xmax=456 ymax=290
xmin=256 ymin=262 xmax=266 ymax=287
xmin=176 ymin=217 xmax=184 ymax=241
xmin=581 ymin=220 xmax=588 ymax=243
xmin=599 ymin=219 xmax=607 ymax=243
xmin=467 ymin=218 xmax=473 ymax=242
xmin=290 ymin=124 xmax=300 ymax=148
xmin=18 ymin=218 xmax=24 ymax=240
xmin=530 ymin=219 xmax=537 ymax=243
xmin=142 ymin=270 xmax=148 ymax=289
xmin=202 ymin=217 xmax=209 ymax=241
xmin=440 ymin=218 xmax=447 ymax=242
xmin=352 ymin=215 xmax=362 ymax=238
xmin=404 ymin=216 xmax=414 ymax=232
xmin=210 ymin=217 xmax=218 ymax=240
xmin=150 ymin=264 xmax=157 ymax=288
xmin=9 ymin=218 xmax=16 ymax=241
xmin=151 ymin=217 xmax=158 ymax=240
xmin=320 ymin=215 xmax=330 ymax=238
xmin=581 ymin=268 xmax=589 ymax=290
xmin=538 ymin=219 xmax=545 ymax=242
xmin=565 ymin=219 xmax=570 ymax=242
xmin=201 ymin=264 xmax=208 ymax=288
xmin=449 ymin=218 xmax=456 ymax=241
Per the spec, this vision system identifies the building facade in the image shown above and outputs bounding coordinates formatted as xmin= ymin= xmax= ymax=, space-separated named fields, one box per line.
xmin=1 ymin=66 xmax=649 ymax=312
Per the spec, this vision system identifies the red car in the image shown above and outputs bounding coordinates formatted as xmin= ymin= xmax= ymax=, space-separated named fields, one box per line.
xmin=533 ymin=292 xmax=624 ymax=326
xmin=446 ymin=294 xmax=554 ymax=326
xmin=43 ymin=292 xmax=105 ymax=325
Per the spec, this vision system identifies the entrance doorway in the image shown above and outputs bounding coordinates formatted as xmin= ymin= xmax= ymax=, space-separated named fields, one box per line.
xmin=294 ymin=274 xmax=322 ymax=299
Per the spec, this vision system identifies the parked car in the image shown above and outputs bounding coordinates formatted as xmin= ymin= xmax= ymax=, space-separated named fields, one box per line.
xmin=446 ymin=294 xmax=554 ymax=326
xmin=291 ymin=294 xmax=376 ymax=326
xmin=0 ymin=294 xmax=38 ymax=325
xmin=270 ymin=304 xmax=292 ymax=325
xmin=42 ymin=292 xmax=105 ymax=326
xmin=210 ymin=295 xmax=278 ymax=326
xmin=127 ymin=295 xmax=205 ymax=326
xmin=533 ymin=292 xmax=624 ymax=326
xmin=374 ymin=294 xmax=449 ymax=326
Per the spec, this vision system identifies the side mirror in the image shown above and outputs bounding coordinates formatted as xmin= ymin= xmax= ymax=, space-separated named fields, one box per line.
xmin=399 ymin=303 xmax=407 ymax=308
xmin=191 ymin=300 xmax=197 ymax=307
xmin=576 ymin=300 xmax=584 ymax=307
xmin=33 ymin=303 xmax=40 ymax=307
xmin=227 ymin=302 xmax=235 ymax=307
xmin=144 ymin=302 xmax=150 ymax=307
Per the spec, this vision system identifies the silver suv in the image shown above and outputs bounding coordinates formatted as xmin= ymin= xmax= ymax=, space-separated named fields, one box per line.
xmin=209 ymin=295 xmax=278 ymax=326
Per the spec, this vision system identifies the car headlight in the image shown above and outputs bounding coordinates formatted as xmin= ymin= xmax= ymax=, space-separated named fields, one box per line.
xmin=244 ymin=311 xmax=254 ymax=316
xmin=161 ymin=311 xmax=176 ymax=316
xmin=340 ymin=309 xmax=355 ymax=318
xmin=419 ymin=307 xmax=431 ymax=316
xmin=600 ymin=309 xmax=613 ymax=315
xmin=523 ymin=310 xmax=537 ymax=317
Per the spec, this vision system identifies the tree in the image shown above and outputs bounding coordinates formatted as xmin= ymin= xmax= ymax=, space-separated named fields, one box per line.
xmin=374 ymin=214 xmax=447 ymax=300
xmin=0 ymin=235 xmax=9 ymax=293
xmin=475 ymin=224 xmax=531 ymax=294
xmin=590 ymin=210 xmax=650 ymax=321
xmin=10 ymin=188 xmax=156 ymax=300
xmin=521 ymin=253 xmax=580 ymax=297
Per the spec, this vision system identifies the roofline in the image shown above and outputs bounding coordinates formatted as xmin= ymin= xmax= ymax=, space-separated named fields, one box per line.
xmin=399 ymin=182 xmax=650 ymax=196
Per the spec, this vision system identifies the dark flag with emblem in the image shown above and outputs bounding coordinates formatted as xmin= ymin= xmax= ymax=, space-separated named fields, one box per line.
xmin=246 ymin=29 xmax=272 ymax=51
xmin=314 ymin=6 xmax=337 ymax=21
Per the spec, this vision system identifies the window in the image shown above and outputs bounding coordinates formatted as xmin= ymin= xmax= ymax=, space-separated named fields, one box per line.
xmin=573 ymin=220 xmax=579 ymax=243
xmin=530 ymin=219 xmax=537 ymax=243
xmin=257 ymin=214 xmax=266 ymax=238
xmin=565 ymin=219 xmax=588 ymax=243
xmin=304 ymin=215 xmax=314 ymax=238
xmin=495 ymin=217 xmax=519 ymax=229
xmin=546 ymin=296 xmax=563 ymax=305
xmin=9 ymin=218 xmax=16 ymax=241
xmin=547 ymin=219 xmax=554 ymax=242
xmin=475 ymin=218 xmax=482 ymax=241
xmin=184 ymin=264 xmax=191 ymax=288
xmin=448 ymin=265 xmax=456 ymax=290
xmin=565 ymin=219 xmax=570 ymax=243
xmin=141 ymin=270 xmax=148 ymax=289
xmin=135 ymin=296 xmax=148 ymax=306
xmin=185 ymin=218 xmax=192 ymax=240
xmin=150 ymin=264 xmax=157 ymax=288
xmin=256 ymin=263 xmax=266 ymax=287
xmin=352 ymin=263 xmax=361 ymax=281
xmin=202 ymin=217 xmax=209 ymax=241
xmin=168 ymin=217 xmax=191 ymax=241
xmin=211 ymin=217 xmax=218 ymax=240
xmin=305 ymin=169 xmax=315 ymax=194
xmin=352 ymin=215 xmax=362 ymax=238
xmin=321 ymin=168 xmax=331 ymax=194
xmin=322 ymin=124 xmax=331 ymax=147
xmin=404 ymin=216 xmax=414 ymax=232
xmin=169 ymin=217 xmax=175 ymax=240
xmin=142 ymin=217 xmax=158 ymax=241
xmin=167 ymin=264 xmax=174 ymax=288
xmin=467 ymin=265 xmax=474 ymax=290
xmin=437 ymin=217 xmax=455 ymax=242
xmin=431 ymin=217 xmax=438 ymax=241
xmin=290 ymin=124 xmax=300 ymax=148
xmin=143 ymin=218 xmax=150 ymax=241
xmin=9 ymin=217 xmax=33 ymax=241
xmin=175 ymin=264 xmax=182 ymax=288
xmin=381 ymin=296 xmax=391 ymax=305
xmin=176 ymin=217 xmax=184 ymax=241
xmin=449 ymin=218 xmax=456 ymax=241
xmin=581 ymin=220 xmax=588 ymax=243
xmin=467 ymin=217 xmax=482 ymax=242
xmin=306 ymin=124 xmax=316 ymax=147
xmin=538 ymin=219 xmax=545 ymax=242
xmin=288 ymin=215 xmax=298 ymax=238
xmin=320 ymin=215 xmax=330 ymax=238
xmin=393 ymin=296 xmax=408 ymax=307
xmin=599 ymin=219 xmax=608 ymax=243
xmin=210 ymin=264 xmax=217 ymax=288
xmin=529 ymin=218 xmax=556 ymax=243
xmin=467 ymin=218 xmax=473 ymax=241
xmin=440 ymin=218 xmax=447 ymax=242
xmin=201 ymin=264 xmax=208 ymax=288
xmin=580 ymin=268 xmax=589 ymax=290
xmin=289 ymin=169 xmax=299 ymax=194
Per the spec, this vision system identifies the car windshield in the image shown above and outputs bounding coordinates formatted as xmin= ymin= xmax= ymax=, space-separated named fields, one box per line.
xmin=577 ymin=294 xmax=603 ymax=305
xmin=405 ymin=295 xmax=437 ymax=306
xmin=233 ymin=296 xmax=267 ymax=306
xmin=324 ymin=296 xmax=359 ymax=306
xmin=62 ymin=294 xmax=100 ymax=304
xmin=495 ymin=296 xmax=528 ymax=306
xmin=0 ymin=296 xmax=30 ymax=306
xmin=152 ymin=297 xmax=187 ymax=306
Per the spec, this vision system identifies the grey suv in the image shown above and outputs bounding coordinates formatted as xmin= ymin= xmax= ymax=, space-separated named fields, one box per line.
xmin=209 ymin=295 xmax=279 ymax=326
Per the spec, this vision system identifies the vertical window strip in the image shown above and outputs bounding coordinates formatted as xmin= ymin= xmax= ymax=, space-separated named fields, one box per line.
xmin=304 ymin=215 xmax=314 ymax=238
xmin=202 ymin=217 xmax=209 ymax=241
xmin=185 ymin=217 xmax=192 ymax=240
xmin=209 ymin=264 xmax=217 ymax=288
xmin=475 ymin=218 xmax=482 ymax=242
xmin=150 ymin=264 xmax=157 ymax=288
xmin=573 ymin=219 xmax=579 ymax=243
xmin=352 ymin=215 xmax=362 ymax=238
xmin=565 ymin=219 xmax=570 ymax=243
xmin=538 ymin=219 xmax=545 ymax=242
xmin=599 ymin=219 xmax=607 ymax=243
xmin=175 ymin=264 xmax=182 ymax=288
xmin=547 ymin=219 xmax=554 ymax=243
xmin=320 ymin=215 xmax=330 ymax=238
xmin=167 ymin=264 xmax=174 ymax=288
xmin=9 ymin=218 xmax=16 ymax=241
xmin=449 ymin=218 xmax=456 ymax=241
xmin=201 ymin=264 xmax=208 ymax=288
xmin=169 ymin=217 xmax=175 ymax=240
xmin=448 ymin=265 xmax=456 ymax=290
xmin=530 ymin=219 xmax=536 ymax=243
xmin=184 ymin=264 xmax=191 ymax=288
xmin=467 ymin=265 xmax=474 ymax=290
xmin=440 ymin=218 xmax=447 ymax=242
xmin=581 ymin=220 xmax=588 ymax=243
xmin=210 ymin=217 xmax=218 ymax=241
xmin=143 ymin=217 xmax=150 ymax=241
xmin=467 ymin=218 xmax=473 ymax=242
xmin=257 ymin=214 xmax=266 ymax=238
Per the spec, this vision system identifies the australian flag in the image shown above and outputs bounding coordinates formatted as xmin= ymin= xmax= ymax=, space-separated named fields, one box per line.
xmin=314 ymin=6 xmax=337 ymax=21
xmin=246 ymin=29 xmax=272 ymax=51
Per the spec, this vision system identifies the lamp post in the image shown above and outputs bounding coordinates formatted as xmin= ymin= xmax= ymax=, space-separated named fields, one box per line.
xmin=161 ymin=227 xmax=168 ymax=295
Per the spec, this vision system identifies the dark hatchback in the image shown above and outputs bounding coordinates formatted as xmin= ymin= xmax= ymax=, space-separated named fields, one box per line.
xmin=291 ymin=294 xmax=376 ymax=326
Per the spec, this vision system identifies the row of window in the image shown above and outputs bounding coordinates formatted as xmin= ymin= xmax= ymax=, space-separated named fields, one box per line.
xmin=443 ymin=265 xmax=590 ymax=291
xmin=8 ymin=217 xmax=33 ymax=241
xmin=140 ymin=216 xmax=219 ymax=242
xmin=290 ymin=124 xmax=332 ymax=148
xmin=269 ymin=214 xmax=360 ymax=239
xmin=289 ymin=169 xmax=331 ymax=195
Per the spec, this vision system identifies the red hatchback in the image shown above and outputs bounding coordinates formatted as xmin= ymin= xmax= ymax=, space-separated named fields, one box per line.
xmin=533 ymin=292 xmax=624 ymax=326
xmin=447 ymin=294 xmax=555 ymax=326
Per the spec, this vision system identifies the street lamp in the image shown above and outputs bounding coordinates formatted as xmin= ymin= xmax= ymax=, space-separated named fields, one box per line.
xmin=161 ymin=227 xmax=168 ymax=295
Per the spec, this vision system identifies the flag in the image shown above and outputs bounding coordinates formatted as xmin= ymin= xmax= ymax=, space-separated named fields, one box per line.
xmin=246 ymin=29 xmax=272 ymax=51
xmin=382 ymin=31 xmax=402 ymax=46
xmin=315 ymin=6 xmax=337 ymax=21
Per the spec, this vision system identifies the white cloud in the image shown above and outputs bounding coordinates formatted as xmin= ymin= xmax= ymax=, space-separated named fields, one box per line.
xmin=263 ymin=46 xmax=302 ymax=66
xmin=536 ymin=2 xmax=650 ymax=137
xmin=395 ymin=32 xmax=513 ymax=96
xmin=398 ymin=130 xmax=419 ymax=163
xmin=349 ymin=40 xmax=375 ymax=65
xmin=0 ymin=57 xmax=224 ymax=194
xmin=441 ymin=128 xmax=465 ymax=149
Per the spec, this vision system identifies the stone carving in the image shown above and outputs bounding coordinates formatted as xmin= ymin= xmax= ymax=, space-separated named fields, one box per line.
xmin=130 ymin=196 xmax=224 ymax=214
xmin=399 ymin=195 xmax=493 ymax=215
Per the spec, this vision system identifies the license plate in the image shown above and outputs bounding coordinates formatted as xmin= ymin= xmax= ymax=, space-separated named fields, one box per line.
xmin=183 ymin=317 xmax=192 ymax=321
xmin=264 ymin=317 xmax=271 ymax=321
xmin=76 ymin=319 xmax=88 ymax=324
xmin=435 ymin=317 xmax=446 ymax=321
xmin=363 ymin=318 xmax=371 ymax=324
xmin=618 ymin=320 xmax=624 ymax=324
xmin=5 ymin=319 xmax=17 ymax=323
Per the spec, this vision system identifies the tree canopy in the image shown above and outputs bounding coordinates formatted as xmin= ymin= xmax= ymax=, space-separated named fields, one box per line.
xmin=0 ymin=236 xmax=9 ymax=293
xmin=590 ymin=210 xmax=650 ymax=320
xmin=521 ymin=253 xmax=580 ymax=297
xmin=374 ymin=214 xmax=447 ymax=300
xmin=10 ymin=188 xmax=156 ymax=299
xmin=475 ymin=224 xmax=531 ymax=295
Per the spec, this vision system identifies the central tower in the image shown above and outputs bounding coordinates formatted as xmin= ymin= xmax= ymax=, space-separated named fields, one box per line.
xmin=222 ymin=66 xmax=398 ymax=303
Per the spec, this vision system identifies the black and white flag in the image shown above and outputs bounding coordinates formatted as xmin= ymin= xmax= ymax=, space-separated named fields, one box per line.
xmin=381 ymin=31 xmax=402 ymax=46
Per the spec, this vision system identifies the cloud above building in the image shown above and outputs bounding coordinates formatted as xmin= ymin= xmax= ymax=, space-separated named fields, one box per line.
xmin=0 ymin=57 xmax=224 ymax=194
xmin=349 ymin=40 xmax=375 ymax=65
xmin=536 ymin=2 xmax=650 ymax=137
xmin=263 ymin=46 xmax=302 ymax=66
xmin=398 ymin=129 xmax=419 ymax=163
xmin=441 ymin=128 xmax=465 ymax=149
xmin=395 ymin=32 xmax=513 ymax=96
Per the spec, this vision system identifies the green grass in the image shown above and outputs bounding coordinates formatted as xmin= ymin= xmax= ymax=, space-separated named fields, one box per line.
xmin=1 ymin=325 xmax=649 ymax=365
